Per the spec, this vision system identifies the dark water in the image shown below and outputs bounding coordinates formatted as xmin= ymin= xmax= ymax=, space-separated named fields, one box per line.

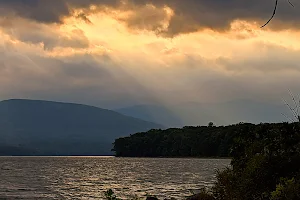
xmin=0 ymin=157 xmax=230 ymax=200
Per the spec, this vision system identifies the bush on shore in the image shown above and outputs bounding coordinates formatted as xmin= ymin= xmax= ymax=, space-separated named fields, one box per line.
xmin=212 ymin=122 xmax=300 ymax=200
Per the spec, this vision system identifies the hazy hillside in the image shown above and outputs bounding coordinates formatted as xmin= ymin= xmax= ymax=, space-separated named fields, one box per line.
xmin=116 ymin=100 xmax=288 ymax=127
xmin=0 ymin=99 xmax=163 ymax=156
xmin=115 ymin=105 xmax=184 ymax=128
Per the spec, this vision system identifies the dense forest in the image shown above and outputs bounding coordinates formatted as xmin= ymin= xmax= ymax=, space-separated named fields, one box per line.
xmin=112 ymin=122 xmax=299 ymax=158
xmin=113 ymin=122 xmax=252 ymax=157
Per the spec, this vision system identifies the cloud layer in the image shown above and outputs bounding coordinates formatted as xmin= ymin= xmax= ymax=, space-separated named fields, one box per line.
xmin=0 ymin=0 xmax=299 ymax=36
xmin=0 ymin=0 xmax=299 ymax=125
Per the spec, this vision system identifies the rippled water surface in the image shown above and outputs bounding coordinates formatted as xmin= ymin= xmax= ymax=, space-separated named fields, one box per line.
xmin=0 ymin=157 xmax=230 ymax=199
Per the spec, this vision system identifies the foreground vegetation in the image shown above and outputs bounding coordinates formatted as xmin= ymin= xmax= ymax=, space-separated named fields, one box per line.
xmin=211 ymin=122 xmax=300 ymax=200
xmin=110 ymin=122 xmax=300 ymax=199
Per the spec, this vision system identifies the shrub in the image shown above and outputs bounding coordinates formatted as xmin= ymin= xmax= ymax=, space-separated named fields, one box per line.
xmin=212 ymin=122 xmax=300 ymax=200
xmin=104 ymin=189 xmax=121 ymax=200
xmin=270 ymin=177 xmax=300 ymax=200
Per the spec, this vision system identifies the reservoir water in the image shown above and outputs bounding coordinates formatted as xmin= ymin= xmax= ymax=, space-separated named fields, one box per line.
xmin=0 ymin=157 xmax=230 ymax=199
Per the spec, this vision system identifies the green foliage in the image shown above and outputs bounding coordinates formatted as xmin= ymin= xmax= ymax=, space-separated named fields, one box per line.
xmin=211 ymin=122 xmax=300 ymax=200
xmin=212 ymin=168 xmax=237 ymax=200
xmin=104 ymin=189 xmax=121 ymax=200
xmin=270 ymin=178 xmax=300 ymax=200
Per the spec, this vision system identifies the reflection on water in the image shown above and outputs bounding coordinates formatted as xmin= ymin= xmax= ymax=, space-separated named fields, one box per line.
xmin=0 ymin=157 xmax=230 ymax=199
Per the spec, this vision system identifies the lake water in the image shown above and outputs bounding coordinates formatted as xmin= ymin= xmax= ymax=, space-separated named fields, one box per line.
xmin=0 ymin=157 xmax=230 ymax=200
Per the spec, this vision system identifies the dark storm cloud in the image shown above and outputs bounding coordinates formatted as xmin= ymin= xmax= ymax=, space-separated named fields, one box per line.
xmin=0 ymin=0 xmax=298 ymax=36
xmin=130 ymin=0 xmax=299 ymax=36
xmin=0 ymin=0 xmax=120 ymax=23
xmin=0 ymin=0 xmax=70 ymax=23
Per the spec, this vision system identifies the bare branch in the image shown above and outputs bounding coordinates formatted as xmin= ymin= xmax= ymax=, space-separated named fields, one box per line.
xmin=288 ymin=89 xmax=300 ymax=114
xmin=261 ymin=0 xmax=295 ymax=28
xmin=288 ymin=0 xmax=295 ymax=7
xmin=283 ymin=99 xmax=298 ymax=119
xmin=261 ymin=0 xmax=279 ymax=28
xmin=282 ymin=90 xmax=300 ymax=123
xmin=281 ymin=113 xmax=296 ymax=123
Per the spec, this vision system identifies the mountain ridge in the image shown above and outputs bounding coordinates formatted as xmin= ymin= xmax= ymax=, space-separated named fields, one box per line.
xmin=116 ymin=100 xmax=288 ymax=127
xmin=0 ymin=99 xmax=163 ymax=156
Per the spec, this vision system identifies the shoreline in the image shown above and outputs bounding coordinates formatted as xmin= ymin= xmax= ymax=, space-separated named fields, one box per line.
xmin=114 ymin=156 xmax=232 ymax=159
xmin=0 ymin=155 xmax=231 ymax=159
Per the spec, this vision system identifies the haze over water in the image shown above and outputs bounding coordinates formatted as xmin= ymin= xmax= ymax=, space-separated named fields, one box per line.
xmin=0 ymin=157 xmax=230 ymax=200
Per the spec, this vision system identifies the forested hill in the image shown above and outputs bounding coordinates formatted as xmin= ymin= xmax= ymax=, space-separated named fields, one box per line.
xmin=113 ymin=123 xmax=247 ymax=157
xmin=0 ymin=99 xmax=163 ymax=156
xmin=112 ymin=123 xmax=292 ymax=157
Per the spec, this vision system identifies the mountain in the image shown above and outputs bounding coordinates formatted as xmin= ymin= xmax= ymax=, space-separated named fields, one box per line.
xmin=115 ymin=105 xmax=184 ymax=128
xmin=0 ymin=99 xmax=163 ymax=156
xmin=116 ymin=100 xmax=288 ymax=127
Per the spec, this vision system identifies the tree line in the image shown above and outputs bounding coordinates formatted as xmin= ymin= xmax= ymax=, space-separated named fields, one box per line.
xmin=112 ymin=122 xmax=252 ymax=157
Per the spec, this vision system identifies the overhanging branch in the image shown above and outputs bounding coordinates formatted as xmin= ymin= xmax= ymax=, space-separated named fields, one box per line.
xmin=261 ymin=0 xmax=295 ymax=28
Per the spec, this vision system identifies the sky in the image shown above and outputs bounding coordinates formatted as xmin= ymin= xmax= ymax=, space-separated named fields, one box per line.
xmin=1 ymin=0 xmax=300 ymax=111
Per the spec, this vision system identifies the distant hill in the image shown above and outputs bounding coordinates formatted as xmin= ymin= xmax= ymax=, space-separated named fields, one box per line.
xmin=115 ymin=105 xmax=184 ymax=128
xmin=116 ymin=100 xmax=288 ymax=127
xmin=0 ymin=99 xmax=163 ymax=156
